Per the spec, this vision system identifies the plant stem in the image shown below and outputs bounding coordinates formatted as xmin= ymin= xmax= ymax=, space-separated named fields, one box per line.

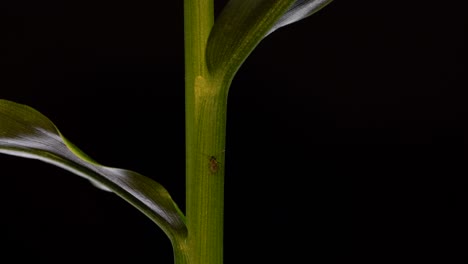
xmin=173 ymin=239 xmax=190 ymax=264
xmin=184 ymin=0 xmax=227 ymax=264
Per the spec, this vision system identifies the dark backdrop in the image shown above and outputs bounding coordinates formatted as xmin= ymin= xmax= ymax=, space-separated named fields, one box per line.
xmin=1 ymin=1 xmax=466 ymax=263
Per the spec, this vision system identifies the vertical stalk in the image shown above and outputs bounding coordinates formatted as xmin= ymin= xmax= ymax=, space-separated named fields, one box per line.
xmin=184 ymin=0 xmax=226 ymax=264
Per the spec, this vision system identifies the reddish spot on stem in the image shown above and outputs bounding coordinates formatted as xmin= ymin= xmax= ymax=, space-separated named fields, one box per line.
xmin=209 ymin=156 xmax=219 ymax=174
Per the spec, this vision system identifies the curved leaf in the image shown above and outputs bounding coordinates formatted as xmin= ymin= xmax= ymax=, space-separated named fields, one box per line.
xmin=267 ymin=0 xmax=334 ymax=36
xmin=0 ymin=99 xmax=187 ymax=242
xmin=206 ymin=0 xmax=333 ymax=83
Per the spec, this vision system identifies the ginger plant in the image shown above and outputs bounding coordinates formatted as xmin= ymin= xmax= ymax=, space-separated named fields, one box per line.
xmin=0 ymin=1 xmax=333 ymax=263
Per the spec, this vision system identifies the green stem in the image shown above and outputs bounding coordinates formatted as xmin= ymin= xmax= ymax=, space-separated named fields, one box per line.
xmin=183 ymin=0 xmax=227 ymax=264
xmin=173 ymin=239 xmax=190 ymax=264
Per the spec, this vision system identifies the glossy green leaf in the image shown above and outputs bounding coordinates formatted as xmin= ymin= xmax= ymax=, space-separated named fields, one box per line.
xmin=0 ymin=99 xmax=187 ymax=243
xmin=206 ymin=0 xmax=333 ymax=83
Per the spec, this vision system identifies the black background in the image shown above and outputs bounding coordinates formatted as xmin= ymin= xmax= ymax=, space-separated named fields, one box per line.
xmin=1 ymin=1 xmax=466 ymax=263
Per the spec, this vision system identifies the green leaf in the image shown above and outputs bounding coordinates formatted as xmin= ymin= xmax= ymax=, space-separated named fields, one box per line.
xmin=267 ymin=0 xmax=334 ymax=36
xmin=0 ymin=99 xmax=187 ymax=243
xmin=206 ymin=0 xmax=333 ymax=83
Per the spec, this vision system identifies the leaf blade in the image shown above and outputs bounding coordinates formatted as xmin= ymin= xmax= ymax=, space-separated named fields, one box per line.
xmin=267 ymin=0 xmax=334 ymax=36
xmin=0 ymin=99 xmax=187 ymax=242
xmin=206 ymin=0 xmax=294 ymax=81
xmin=206 ymin=0 xmax=333 ymax=84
